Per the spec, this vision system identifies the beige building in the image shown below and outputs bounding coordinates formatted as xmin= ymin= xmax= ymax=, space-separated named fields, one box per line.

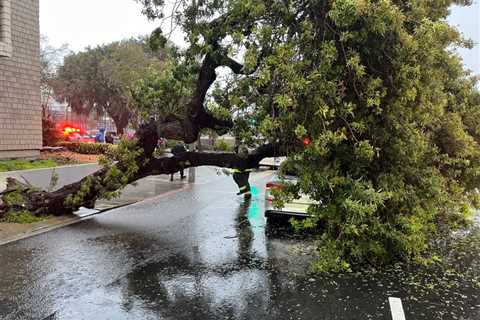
xmin=0 ymin=0 xmax=41 ymax=159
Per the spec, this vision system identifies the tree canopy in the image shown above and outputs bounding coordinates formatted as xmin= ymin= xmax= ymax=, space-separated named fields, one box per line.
xmin=137 ymin=0 xmax=480 ymax=271
xmin=2 ymin=0 xmax=479 ymax=272
xmin=53 ymin=38 xmax=171 ymax=133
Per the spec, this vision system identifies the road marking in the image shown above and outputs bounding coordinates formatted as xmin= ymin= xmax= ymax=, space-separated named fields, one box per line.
xmin=389 ymin=297 xmax=406 ymax=320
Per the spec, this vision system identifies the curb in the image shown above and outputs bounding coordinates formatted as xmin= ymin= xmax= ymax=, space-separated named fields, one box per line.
xmin=0 ymin=202 xmax=135 ymax=246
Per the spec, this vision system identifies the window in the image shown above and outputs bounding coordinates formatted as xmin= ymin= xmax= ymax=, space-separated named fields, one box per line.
xmin=0 ymin=0 xmax=12 ymax=58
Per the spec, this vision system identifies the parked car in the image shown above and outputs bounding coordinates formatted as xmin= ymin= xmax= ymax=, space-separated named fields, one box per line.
xmin=65 ymin=132 xmax=95 ymax=143
xmin=264 ymin=172 xmax=316 ymax=219
xmin=259 ymin=157 xmax=286 ymax=170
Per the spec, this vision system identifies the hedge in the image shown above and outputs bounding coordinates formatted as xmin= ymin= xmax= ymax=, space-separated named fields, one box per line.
xmin=214 ymin=140 xmax=234 ymax=152
xmin=58 ymin=142 xmax=115 ymax=155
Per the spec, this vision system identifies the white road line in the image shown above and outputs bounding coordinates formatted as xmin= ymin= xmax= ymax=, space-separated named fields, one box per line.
xmin=389 ymin=297 xmax=406 ymax=320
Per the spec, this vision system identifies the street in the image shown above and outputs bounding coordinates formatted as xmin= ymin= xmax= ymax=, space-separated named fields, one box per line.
xmin=0 ymin=168 xmax=478 ymax=320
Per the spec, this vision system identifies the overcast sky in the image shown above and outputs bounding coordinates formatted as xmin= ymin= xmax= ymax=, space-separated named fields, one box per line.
xmin=40 ymin=0 xmax=479 ymax=74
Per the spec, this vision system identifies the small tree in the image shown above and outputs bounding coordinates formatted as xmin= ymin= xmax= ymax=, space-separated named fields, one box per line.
xmin=42 ymin=105 xmax=61 ymax=146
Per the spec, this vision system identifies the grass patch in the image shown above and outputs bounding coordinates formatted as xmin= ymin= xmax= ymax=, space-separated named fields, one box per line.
xmin=0 ymin=159 xmax=62 ymax=172
xmin=4 ymin=211 xmax=46 ymax=224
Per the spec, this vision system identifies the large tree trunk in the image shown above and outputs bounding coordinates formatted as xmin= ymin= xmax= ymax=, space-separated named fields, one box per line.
xmin=112 ymin=114 xmax=129 ymax=135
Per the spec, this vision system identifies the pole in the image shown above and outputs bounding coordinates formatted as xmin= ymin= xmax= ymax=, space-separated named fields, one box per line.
xmin=188 ymin=142 xmax=196 ymax=183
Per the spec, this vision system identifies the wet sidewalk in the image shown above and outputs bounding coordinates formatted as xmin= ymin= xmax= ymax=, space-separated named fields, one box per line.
xmin=0 ymin=163 xmax=101 ymax=192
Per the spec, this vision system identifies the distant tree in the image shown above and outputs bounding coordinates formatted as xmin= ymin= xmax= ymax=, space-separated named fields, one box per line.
xmin=52 ymin=47 xmax=101 ymax=118
xmin=53 ymin=38 xmax=170 ymax=134
xmin=40 ymin=36 xmax=69 ymax=146
xmin=40 ymin=36 xmax=69 ymax=108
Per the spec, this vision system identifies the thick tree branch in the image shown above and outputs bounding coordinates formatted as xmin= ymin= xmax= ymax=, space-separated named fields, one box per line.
xmin=156 ymin=10 xmax=266 ymax=143
xmin=0 ymin=123 xmax=288 ymax=219
xmin=144 ymin=142 xmax=285 ymax=177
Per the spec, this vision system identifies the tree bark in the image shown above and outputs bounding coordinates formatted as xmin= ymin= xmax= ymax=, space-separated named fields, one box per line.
xmin=112 ymin=113 xmax=129 ymax=135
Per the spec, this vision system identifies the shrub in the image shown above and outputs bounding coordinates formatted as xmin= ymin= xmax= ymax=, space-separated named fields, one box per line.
xmin=58 ymin=142 xmax=115 ymax=155
xmin=42 ymin=106 xmax=62 ymax=146
xmin=166 ymin=139 xmax=182 ymax=149
xmin=214 ymin=140 xmax=234 ymax=152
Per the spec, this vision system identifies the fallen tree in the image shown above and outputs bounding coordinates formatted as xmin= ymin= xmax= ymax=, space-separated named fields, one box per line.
xmin=2 ymin=0 xmax=480 ymax=273
xmin=0 ymin=126 xmax=285 ymax=217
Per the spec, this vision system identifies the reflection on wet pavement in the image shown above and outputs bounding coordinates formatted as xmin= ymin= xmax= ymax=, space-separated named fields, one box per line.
xmin=0 ymin=168 xmax=478 ymax=320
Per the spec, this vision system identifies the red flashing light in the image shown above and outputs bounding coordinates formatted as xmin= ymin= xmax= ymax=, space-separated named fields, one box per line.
xmin=63 ymin=126 xmax=81 ymax=135
xmin=303 ymin=137 xmax=311 ymax=146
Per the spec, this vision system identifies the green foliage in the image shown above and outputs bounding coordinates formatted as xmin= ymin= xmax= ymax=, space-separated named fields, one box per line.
xmin=311 ymin=240 xmax=353 ymax=273
xmin=64 ymin=139 xmax=143 ymax=208
xmin=65 ymin=175 xmax=95 ymax=207
xmin=3 ymin=191 xmax=26 ymax=206
xmin=98 ymin=139 xmax=143 ymax=200
xmin=132 ymin=62 xmax=194 ymax=121
xmin=58 ymin=142 xmax=115 ymax=155
xmin=213 ymin=140 xmax=234 ymax=152
xmin=139 ymin=0 xmax=480 ymax=271
xmin=165 ymin=140 xmax=183 ymax=149
xmin=4 ymin=211 xmax=46 ymax=224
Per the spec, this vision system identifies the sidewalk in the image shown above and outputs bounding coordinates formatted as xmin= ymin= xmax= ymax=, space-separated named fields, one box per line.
xmin=0 ymin=163 xmax=101 ymax=192
xmin=0 ymin=164 xmax=189 ymax=244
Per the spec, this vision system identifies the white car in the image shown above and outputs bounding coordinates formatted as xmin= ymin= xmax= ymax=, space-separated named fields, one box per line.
xmin=259 ymin=157 xmax=286 ymax=170
xmin=264 ymin=173 xmax=315 ymax=219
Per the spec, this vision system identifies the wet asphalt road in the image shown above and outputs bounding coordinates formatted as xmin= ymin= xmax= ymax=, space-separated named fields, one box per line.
xmin=0 ymin=167 xmax=478 ymax=320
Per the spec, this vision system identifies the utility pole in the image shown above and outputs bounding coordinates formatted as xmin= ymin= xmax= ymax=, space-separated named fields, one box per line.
xmin=188 ymin=142 xmax=196 ymax=183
